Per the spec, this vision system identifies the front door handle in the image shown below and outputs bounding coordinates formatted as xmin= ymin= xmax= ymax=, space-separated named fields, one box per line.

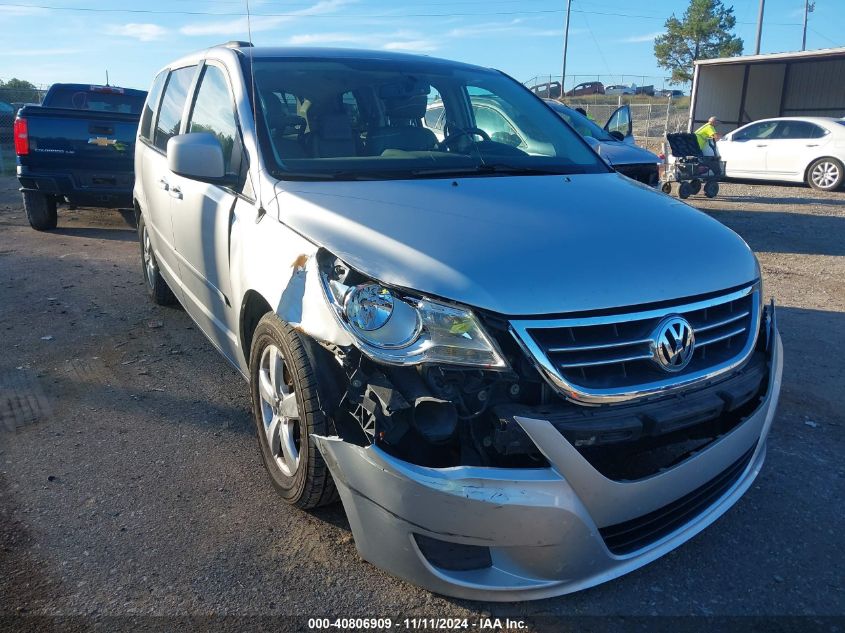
xmin=169 ymin=186 xmax=183 ymax=200
xmin=157 ymin=178 xmax=169 ymax=191
xmin=806 ymin=143 xmax=819 ymax=147
xmin=755 ymin=144 xmax=767 ymax=147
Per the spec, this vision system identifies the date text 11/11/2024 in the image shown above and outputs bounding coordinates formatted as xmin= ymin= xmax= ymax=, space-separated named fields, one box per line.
xmin=307 ymin=618 xmax=528 ymax=630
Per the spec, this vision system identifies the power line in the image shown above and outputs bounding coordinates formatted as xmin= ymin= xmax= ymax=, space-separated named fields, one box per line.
xmin=0 ymin=1 xmax=805 ymax=24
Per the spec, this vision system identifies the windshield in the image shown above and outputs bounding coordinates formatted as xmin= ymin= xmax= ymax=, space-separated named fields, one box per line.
xmin=248 ymin=58 xmax=608 ymax=180
xmin=545 ymin=101 xmax=614 ymax=142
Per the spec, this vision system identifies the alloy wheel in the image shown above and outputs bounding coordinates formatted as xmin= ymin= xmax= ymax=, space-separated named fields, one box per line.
xmin=258 ymin=343 xmax=301 ymax=477
xmin=811 ymin=161 xmax=840 ymax=189
xmin=142 ymin=226 xmax=156 ymax=289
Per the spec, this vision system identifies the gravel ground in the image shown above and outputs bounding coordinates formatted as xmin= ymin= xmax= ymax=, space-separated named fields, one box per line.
xmin=0 ymin=176 xmax=843 ymax=629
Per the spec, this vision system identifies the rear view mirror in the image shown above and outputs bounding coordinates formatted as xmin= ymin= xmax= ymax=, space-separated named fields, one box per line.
xmin=608 ymin=130 xmax=625 ymax=142
xmin=167 ymin=133 xmax=230 ymax=185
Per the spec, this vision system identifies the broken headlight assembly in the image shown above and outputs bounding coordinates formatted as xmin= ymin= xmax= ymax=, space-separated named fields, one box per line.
xmin=319 ymin=253 xmax=508 ymax=370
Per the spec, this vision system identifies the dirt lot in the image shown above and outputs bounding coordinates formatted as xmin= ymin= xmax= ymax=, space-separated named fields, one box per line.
xmin=1 ymin=175 xmax=843 ymax=627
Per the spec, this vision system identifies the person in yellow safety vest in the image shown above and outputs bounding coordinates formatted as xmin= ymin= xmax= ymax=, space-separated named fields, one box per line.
xmin=695 ymin=116 xmax=721 ymax=151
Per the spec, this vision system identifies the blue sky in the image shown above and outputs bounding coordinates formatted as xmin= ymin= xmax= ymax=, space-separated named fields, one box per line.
xmin=1 ymin=0 xmax=842 ymax=91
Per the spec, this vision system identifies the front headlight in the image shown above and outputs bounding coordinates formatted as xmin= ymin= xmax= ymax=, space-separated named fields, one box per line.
xmin=321 ymin=259 xmax=507 ymax=369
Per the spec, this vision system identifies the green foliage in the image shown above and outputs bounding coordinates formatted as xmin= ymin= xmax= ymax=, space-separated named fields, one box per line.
xmin=654 ymin=0 xmax=744 ymax=85
xmin=0 ymin=78 xmax=41 ymax=104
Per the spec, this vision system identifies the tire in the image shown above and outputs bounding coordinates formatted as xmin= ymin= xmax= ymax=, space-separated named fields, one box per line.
xmin=138 ymin=214 xmax=177 ymax=306
xmin=678 ymin=182 xmax=692 ymax=199
xmin=660 ymin=182 xmax=672 ymax=194
xmin=23 ymin=191 xmax=57 ymax=231
xmin=689 ymin=179 xmax=702 ymax=195
xmin=704 ymin=181 xmax=719 ymax=198
xmin=807 ymin=157 xmax=844 ymax=191
xmin=249 ymin=314 xmax=338 ymax=509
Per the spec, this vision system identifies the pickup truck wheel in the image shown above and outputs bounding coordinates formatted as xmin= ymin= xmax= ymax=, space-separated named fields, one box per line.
xmin=23 ymin=191 xmax=57 ymax=231
xmin=249 ymin=314 xmax=338 ymax=509
xmin=138 ymin=215 xmax=176 ymax=306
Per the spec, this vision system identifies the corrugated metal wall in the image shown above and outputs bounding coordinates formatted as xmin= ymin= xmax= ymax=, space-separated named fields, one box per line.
xmin=691 ymin=53 xmax=845 ymax=133
xmin=783 ymin=58 xmax=845 ymax=117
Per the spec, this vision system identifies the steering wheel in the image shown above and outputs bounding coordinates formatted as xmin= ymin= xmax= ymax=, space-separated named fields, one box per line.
xmin=439 ymin=127 xmax=491 ymax=151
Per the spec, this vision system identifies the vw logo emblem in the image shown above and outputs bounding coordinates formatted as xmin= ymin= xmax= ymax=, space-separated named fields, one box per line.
xmin=651 ymin=316 xmax=695 ymax=372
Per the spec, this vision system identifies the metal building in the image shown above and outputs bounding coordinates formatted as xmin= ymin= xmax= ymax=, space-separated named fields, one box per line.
xmin=688 ymin=46 xmax=845 ymax=133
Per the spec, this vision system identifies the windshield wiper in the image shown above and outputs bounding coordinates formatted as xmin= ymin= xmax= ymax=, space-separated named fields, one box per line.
xmin=409 ymin=164 xmax=573 ymax=177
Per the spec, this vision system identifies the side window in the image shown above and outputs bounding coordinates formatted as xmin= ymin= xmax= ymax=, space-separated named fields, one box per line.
xmin=424 ymin=105 xmax=443 ymax=129
xmin=188 ymin=65 xmax=242 ymax=176
xmin=139 ymin=71 xmax=167 ymax=141
xmin=472 ymin=103 xmax=522 ymax=147
xmin=776 ymin=121 xmax=827 ymax=139
xmin=153 ymin=65 xmax=196 ymax=152
xmin=735 ymin=121 xmax=778 ymax=141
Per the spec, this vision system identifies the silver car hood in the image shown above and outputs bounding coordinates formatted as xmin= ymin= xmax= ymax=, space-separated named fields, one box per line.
xmin=275 ymin=173 xmax=757 ymax=316
xmin=584 ymin=137 xmax=659 ymax=166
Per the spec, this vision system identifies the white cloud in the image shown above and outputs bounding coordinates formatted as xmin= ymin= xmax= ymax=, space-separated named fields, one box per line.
xmin=286 ymin=32 xmax=371 ymax=46
xmin=382 ymin=40 xmax=439 ymax=52
xmin=444 ymin=18 xmax=572 ymax=40
xmin=0 ymin=48 xmax=81 ymax=57
xmin=622 ymin=31 xmax=663 ymax=43
xmin=0 ymin=5 xmax=46 ymax=16
xmin=106 ymin=23 xmax=168 ymax=42
xmin=180 ymin=0 xmax=353 ymax=37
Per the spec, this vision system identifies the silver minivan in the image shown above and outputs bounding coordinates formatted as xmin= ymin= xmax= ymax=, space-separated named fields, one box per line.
xmin=134 ymin=44 xmax=782 ymax=601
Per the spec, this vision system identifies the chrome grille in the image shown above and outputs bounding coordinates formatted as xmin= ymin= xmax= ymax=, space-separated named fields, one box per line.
xmin=510 ymin=285 xmax=760 ymax=404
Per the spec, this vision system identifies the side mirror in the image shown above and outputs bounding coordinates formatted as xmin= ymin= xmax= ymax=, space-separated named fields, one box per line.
xmin=608 ymin=130 xmax=625 ymax=142
xmin=167 ymin=133 xmax=232 ymax=185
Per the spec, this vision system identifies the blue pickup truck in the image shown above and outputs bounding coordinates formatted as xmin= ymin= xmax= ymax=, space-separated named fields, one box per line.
xmin=14 ymin=83 xmax=147 ymax=230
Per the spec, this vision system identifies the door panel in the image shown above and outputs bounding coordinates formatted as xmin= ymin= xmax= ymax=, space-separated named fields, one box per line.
xmin=765 ymin=121 xmax=830 ymax=178
xmin=170 ymin=63 xmax=245 ymax=362
xmin=720 ymin=120 xmax=777 ymax=176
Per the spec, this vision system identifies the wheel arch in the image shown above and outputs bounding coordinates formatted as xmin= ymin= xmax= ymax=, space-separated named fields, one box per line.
xmin=804 ymin=155 xmax=843 ymax=184
xmin=239 ymin=289 xmax=273 ymax=369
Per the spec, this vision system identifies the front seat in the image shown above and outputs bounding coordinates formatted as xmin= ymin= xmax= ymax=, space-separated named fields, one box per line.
xmin=262 ymin=93 xmax=307 ymax=159
xmin=311 ymin=113 xmax=356 ymax=158
xmin=366 ymin=94 xmax=438 ymax=156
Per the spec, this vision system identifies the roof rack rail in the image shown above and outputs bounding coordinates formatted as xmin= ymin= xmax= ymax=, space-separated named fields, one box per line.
xmin=220 ymin=41 xmax=253 ymax=48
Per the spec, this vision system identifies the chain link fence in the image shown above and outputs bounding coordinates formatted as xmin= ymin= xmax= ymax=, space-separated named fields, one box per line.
xmin=0 ymin=86 xmax=48 ymax=174
xmin=566 ymin=102 xmax=690 ymax=153
xmin=524 ymin=75 xmax=692 ymax=153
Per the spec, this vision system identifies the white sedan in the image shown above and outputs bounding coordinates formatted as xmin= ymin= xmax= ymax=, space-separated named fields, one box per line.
xmin=717 ymin=117 xmax=845 ymax=191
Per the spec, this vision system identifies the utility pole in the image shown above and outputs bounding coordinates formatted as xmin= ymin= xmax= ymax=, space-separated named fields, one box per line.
xmin=802 ymin=1 xmax=815 ymax=51
xmin=560 ymin=0 xmax=572 ymax=100
xmin=754 ymin=0 xmax=765 ymax=54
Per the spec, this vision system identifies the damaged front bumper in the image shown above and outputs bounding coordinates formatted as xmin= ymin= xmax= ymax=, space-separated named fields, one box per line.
xmin=313 ymin=320 xmax=783 ymax=601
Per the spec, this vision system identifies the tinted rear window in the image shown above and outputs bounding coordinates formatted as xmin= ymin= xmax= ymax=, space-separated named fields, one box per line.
xmin=45 ymin=87 xmax=145 ymax=114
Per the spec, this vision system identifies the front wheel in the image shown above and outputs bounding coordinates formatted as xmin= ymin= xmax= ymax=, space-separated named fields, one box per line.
xmin=23 ymin=191 xmax=57 ymax=231
xmin=807 ymin=157 xmax=844 ymax=191
xmin=249 ymin=314 xmax=338 ymax=509
xmin=678 ymin=182 xmax=692 ymax=199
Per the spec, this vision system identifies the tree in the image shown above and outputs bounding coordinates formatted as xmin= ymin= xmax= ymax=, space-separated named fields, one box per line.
xmin=654 ymin=0 xmax=744 ymax=85
xmin=0 ymin=78 xmax=41 ymax=104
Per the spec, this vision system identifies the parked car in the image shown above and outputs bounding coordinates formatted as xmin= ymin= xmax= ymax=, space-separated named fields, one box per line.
xmin=657 ymin=89 xmax=685 ymax=98
xmin=14 ymin=83 xmax=147 ymax=230
xmin=717 ymin=116 xmax=845 ymax=190
xmin=529 ymin=80 xmax=562 ymax=100
xmin=566 ymin=81 xmax=605 ymax=96
xmin=605 ymin=84 xmax=635 ymax=96
xmin=135 ymin=44 xmax=782 ymax=601
xmin=544 ymin=100 xmax=660 ymax=185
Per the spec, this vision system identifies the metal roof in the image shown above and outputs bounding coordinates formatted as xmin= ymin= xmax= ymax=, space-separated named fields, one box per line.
xmin=695 ymin=46 xmax=845 ymax=66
